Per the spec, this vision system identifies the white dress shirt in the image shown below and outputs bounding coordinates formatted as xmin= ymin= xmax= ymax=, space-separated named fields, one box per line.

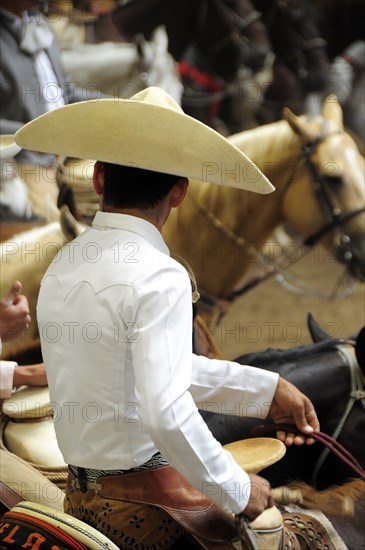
xmin=37 ymin=211 xmax=279 ymax=514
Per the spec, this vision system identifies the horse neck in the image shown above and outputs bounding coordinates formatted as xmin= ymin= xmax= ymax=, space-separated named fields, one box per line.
xmin=165 ymin=120 xmax=301 ymax=303
xmin=207 ymin=120 xmax=301 ymax=244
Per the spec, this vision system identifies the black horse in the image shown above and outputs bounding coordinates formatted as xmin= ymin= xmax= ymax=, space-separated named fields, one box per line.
xmin=253 ymin=0 xmax=330 ymax=123
xmin=201 ymin=315 xmax=365 ymax=489
xmin=109 ymin=0 xmax=272 ymax=130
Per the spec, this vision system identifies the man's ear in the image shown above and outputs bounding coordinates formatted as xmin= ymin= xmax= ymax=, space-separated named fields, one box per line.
xmin=169 ymin=178 xmax=189 ymax=208
xmin=93 ymin=161 xmax=105 ymax=196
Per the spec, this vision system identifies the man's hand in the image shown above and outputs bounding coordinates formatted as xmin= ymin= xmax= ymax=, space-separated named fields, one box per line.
xmin=269 ymin=377 xmax=320 ymax=445
xmin=242 ymin=474 xmax=274 ymax=521
xmin=0 ymin=281 xmax=31 ymax=342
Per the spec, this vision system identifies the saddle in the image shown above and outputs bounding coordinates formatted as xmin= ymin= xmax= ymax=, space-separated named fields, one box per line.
xmin=0 ymin=500 xmax=119 ymax=550
xmin=0 ymin=386 xmax=68 ymax=488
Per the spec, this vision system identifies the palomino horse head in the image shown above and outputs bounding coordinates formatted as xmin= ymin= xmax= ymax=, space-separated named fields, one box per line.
xmin=281 ymin=95 xmax=365 ymax=282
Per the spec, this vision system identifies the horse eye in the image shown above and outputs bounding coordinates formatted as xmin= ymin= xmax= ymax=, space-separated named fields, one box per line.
xmin=323 ymin=175 xmax=343 ymax=186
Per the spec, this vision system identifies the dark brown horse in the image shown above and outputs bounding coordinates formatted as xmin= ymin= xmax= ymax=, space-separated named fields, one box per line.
xmin=253 ymin=0 xmax=330 ymax=123
xmin=108 ymin=0 xmax=272 ymax=130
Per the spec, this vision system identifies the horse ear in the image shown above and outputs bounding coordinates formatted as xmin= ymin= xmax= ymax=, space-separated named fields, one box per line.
xmin=282 ymin=107 xmax=318 ymax=141
xmin=307 ymin=312 xmax=334 ymax=343
xmin=321 ymin=94 xmax=344 ymax=129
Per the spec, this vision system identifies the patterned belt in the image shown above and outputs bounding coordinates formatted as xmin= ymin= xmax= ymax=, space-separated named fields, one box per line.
xmin=69 ymin=452 xmax=168 ymax=492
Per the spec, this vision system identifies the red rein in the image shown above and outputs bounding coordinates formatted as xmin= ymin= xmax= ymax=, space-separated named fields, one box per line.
xmin=252 ymin=423 xmax=365 ymax=481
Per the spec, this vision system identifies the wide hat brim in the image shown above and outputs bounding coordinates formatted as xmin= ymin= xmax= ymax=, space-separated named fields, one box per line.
xmin=0 ymin=134 xmax=21 ymax=159
xmin=14 ymin=87 xmax=274 ymax=193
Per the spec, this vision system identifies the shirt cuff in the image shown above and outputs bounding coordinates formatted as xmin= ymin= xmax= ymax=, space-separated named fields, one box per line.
xmin=0 ymin=360 xmax=17 ymax=399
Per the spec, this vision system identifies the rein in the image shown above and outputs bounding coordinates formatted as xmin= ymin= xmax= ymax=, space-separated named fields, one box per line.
xmin=252 ymin=422 xmax=365 ymax=483
xmin=252 ymin=341 xmax=365 ymax=486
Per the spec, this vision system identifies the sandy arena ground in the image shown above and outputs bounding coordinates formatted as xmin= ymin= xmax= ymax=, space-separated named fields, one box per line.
xmin=210 ymin=248 xmax=365 ymax=360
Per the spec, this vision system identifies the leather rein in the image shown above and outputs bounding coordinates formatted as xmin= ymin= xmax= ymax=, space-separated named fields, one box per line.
xmin=253 ymin=417 xmax=365 ymax=483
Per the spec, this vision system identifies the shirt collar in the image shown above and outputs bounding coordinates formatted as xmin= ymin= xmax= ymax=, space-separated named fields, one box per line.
xmin=92 ymin=211 xmax=170 ymax=256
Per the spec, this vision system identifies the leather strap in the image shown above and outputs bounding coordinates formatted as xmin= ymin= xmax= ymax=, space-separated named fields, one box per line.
xmin=0 ymin=480 xmax=24 ymax=513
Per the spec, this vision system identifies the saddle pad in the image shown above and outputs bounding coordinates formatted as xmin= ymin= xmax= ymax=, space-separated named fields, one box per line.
xmin=223 ymin=437 xmax=286 ymax=473
xmin=4 ymin=420 xmax=66 ymax=468
xmin=0 ymin=501 xmax=119 ymax=550
xmin=1 ymin=387 xmax=52 ymax=420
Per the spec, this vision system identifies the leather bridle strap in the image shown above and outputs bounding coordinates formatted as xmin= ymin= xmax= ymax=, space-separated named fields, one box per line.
xmin=303 ymin=206 xmax=365 ymax=247
xmin=252 ymin=424 xmax=365 ymax=481
xmin=299 ymin=124 xmax=365 ymax=248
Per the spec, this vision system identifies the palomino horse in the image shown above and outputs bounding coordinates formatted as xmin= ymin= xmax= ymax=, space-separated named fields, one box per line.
xmin=163 ymin=95 xmax=365 ymax=323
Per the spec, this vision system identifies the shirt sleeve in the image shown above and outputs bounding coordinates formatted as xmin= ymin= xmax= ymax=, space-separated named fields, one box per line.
xmin=190 ymin=354 xmax=279 ymax=420
xmin=131 ymin=263 xmax=253 ymax=514
xmin=0 ymin=360 xmax=17 ymax=399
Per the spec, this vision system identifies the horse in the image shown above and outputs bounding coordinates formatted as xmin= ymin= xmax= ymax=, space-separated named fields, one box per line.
xmin=109 ymin=0 xmax=273 ymax=132
xmin=162 ymin=95 xmax=365 ymax=323
xmin=47 ymin=2 xmax=183 ymax=103
xmin=200 ymin=314 xmax=365 ymax=492
xmin=252 ymin=0 xmax=330 ymax=124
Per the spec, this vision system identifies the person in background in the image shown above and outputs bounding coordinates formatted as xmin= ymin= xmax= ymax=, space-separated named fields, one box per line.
xmin=0 ymin=280 xmax=47 ymax=399
xmin=328 ymin=40 xmax=365 ymax=142
xmin=0 ymin=0 xmax=99 ymax=220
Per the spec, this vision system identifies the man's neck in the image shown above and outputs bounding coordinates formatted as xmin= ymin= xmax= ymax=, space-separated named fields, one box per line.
xmin=103 ymin=204 xmax=170 ymax=233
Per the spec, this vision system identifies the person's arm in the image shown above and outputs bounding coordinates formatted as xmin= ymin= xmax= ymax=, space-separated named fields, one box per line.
xmin=13 ymin=363 xmax=47 ymax=389
xmin=191 ymin=351 xmax=319 ymax=446
xmin=190 ymin=354 xmax=279 ymax=420
xmin=0 ymin=360 xmax=48 ymax=399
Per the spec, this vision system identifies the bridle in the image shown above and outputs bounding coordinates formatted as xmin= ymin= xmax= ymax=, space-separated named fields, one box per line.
xmin=190 ymin=118 xmax=365 ymax=317
xmin=288 ymin=120 xmax=365 ymax=259
xmin=264 ymin=0 xmax=327 ymax=81
xmin=194 ymin=0 xmax=266 ymax=81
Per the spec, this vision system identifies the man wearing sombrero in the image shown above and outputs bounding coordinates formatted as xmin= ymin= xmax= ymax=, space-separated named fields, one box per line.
xmin=15 ymin=87 xmax=319 ymax=548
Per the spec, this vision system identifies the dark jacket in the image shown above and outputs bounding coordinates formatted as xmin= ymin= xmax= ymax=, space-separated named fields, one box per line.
xmin=0 ymin=10 xmax=90 ymax=164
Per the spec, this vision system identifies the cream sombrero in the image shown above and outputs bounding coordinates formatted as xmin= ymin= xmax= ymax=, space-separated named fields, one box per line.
xmin=0 ymin=134 xmax=21 ymax=159
xmin=14 ymin=86 xmax=274 ymax=193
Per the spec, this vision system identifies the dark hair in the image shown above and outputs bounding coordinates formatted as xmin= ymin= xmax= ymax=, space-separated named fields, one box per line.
xmin=103 ymin=163 xmax=181 ymax=209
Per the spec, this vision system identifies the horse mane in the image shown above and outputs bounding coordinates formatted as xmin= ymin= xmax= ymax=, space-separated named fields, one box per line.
xmin=228 ymin=119 xmax=300 ymax=170
xmin=235 ymin=339 xmax=343 ymax=368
